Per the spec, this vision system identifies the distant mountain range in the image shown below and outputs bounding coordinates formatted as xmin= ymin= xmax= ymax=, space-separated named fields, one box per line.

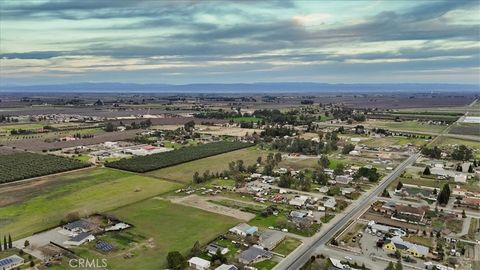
xmin=0 ymin=82 xmax=478 ymax=93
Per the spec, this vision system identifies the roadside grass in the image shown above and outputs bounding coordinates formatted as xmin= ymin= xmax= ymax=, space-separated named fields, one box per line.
xmin=466 ymin=218 xmax=479 ymax=241
xmin=0 ymin=168 xmax=181 ymax=239
xmin=146 ymin=147 xmax=267 ymax=183
xmin=272 ymin=237 xmax=302 ymax=255
xmin=320 ymin=214 xmax=335 ymax=223
xmin=101 ymin=199 xmax=241 ymax=269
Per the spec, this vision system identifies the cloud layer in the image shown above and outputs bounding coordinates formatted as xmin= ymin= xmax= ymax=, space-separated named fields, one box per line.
xmin=0 ymin=0 xmax=479 ymax=84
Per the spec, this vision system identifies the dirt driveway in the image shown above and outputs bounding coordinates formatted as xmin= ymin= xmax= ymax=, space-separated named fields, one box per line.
xmin=170 ymin=195 xmax=256 ymax=221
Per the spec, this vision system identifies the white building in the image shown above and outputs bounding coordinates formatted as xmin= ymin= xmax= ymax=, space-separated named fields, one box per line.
xmin=188 ymin=257 xmax=211 ymax=270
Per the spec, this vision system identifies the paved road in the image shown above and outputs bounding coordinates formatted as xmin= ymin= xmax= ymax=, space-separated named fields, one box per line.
xmin=274 ymin=152 xmax=421 ymax=270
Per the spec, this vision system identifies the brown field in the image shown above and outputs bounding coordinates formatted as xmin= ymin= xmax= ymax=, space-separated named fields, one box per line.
xmin=196 ymin=125 xmax=263 ymax=137
xmin=1 ymin=129 xmax=142 ymax=151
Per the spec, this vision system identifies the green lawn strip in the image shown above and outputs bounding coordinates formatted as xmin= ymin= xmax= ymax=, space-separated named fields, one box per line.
xmin=254 ymin=259 xmax=278 ymax=270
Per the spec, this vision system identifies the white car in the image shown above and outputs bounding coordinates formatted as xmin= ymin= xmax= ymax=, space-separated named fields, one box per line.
xmin=344 ymin=256 xmax=353 ymax=261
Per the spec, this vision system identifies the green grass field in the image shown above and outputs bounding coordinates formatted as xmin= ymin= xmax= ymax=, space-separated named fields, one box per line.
xmin=230 ymin=116 xmax=263 ymax=123
xmin=272 ymin=237 xmax=302 ymax=255
xmin=362 ymin=136 xmax=430 ymax=147
xmin=147 ymin=147 xmax=267 ymax=182
xmin=100 ymin=199 xmax=241 ymax=269
xmin=254 ymin=259 xmax=278 ymax=270
xmin=365 ymin=120 xmax=447 ymax=133
xmin=0 ymin=168 xmax=181 ymax=239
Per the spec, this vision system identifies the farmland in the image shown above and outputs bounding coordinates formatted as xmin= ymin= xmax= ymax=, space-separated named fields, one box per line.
xmin=0 ymin=168 xmax=181 ymax=239
xmin=106 ymin=141 xmax=254 ymax=173
xmin=0 ymin=152 xmax=89 ymax=183
xmin=364 ymin=120 xmax=447 ymax=133
xmin=89 ymin=198 xmax=241 ymax=269
xmin=147 ymin=147 xmax=267 ymax=182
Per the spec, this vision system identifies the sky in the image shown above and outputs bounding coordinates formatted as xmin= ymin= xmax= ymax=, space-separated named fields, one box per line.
xmin=0 ymin=0 xmax=479 ymax=85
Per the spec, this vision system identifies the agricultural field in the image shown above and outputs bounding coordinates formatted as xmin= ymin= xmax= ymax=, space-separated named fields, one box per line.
xmin=364 ymin=120 xmax=447 ymax=133
xmin=0 ymin=152 xmax=89 ymax=183
xmin=361 ymin=136 xmax=430 ymax=147
xmin=230 ymin=116 xmax=263 ymax=123
xmin=0 ymin=129 xmax=138 ymax=151
xmin=448 ymin=123 xmax=480 ymax=136
xmin=196 ymin=125 xmax=263 ymax=137
xmin=147 ymin=147 xmax=267 ymax=182
xmin=86 ymin=198 xmax=241 ymax=270
xmin=106 ymin=141 xmax=254 ymax=173
xmin=0 ymin=168 xmax=181 ymax=239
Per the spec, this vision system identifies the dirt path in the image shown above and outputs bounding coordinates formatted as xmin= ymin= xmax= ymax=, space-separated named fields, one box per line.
xmin=170 ymin=195 xmax=256 ymax=221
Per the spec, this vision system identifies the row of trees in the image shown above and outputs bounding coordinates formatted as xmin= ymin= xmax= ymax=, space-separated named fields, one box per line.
xmin=0 ymin=234 xmax=13 ymax=251
xmin=107 ymin=141 xmax=253 ymax=172
xmin=270 ymin=136 xmax=338 ymax=155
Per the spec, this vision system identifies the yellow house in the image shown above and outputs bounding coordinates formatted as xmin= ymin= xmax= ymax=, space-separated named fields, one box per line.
xmin=383 ymin=236 xmax=429 ymax=258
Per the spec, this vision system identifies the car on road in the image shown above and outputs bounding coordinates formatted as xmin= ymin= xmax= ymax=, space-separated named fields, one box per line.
xmin=344 ymin=256 xmax=353 ymax=261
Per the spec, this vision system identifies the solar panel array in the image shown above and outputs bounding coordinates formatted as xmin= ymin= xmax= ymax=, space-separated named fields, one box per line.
xmin=0 ymin=258 xmax=14 ymax=267
xmin=95 ymin=241 xmax=114 ymax=252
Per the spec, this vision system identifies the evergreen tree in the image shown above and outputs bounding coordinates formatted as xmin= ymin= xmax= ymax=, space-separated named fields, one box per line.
xmin=189 ymin=241 xmax=201 ymax=257
xmin=396 ymin=181 xmax=403 ymax=190
xmin=166 ymin=251 xmax=187 ymax=270
xmin=437 ymin=183 xmax=451 ymax=205
xmin=3 ymin=235 xmax=7 ymax=250
xmin=423 ymin=166 xmax=431 ymax=175
xmin=8 ymin=234 xmax=12 ymax=249
xmin=395 ymin=260 xmax=403 ymax=270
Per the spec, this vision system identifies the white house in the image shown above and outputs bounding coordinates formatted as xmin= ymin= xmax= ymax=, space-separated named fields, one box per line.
xmin=289 ymin=195 xmax=309 ymax=207
xmin=229 ymin=223 xmax=258 ymax=237
xmin=188 ymin=257 xmax=211 ymax=270
xmin=63 ymin=232 xmax=95 ymax=246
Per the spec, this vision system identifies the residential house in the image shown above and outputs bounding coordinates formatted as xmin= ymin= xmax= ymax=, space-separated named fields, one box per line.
xmin=366 ymin=221 xmax=406 ymax=237
xmin=383 ymin=236 xmax=429 ymax=258
xmin=206 ymin=243 xmax=229 ymax=256
xmin=63 ymin=232 xmax=95 ymax=246
xmin=0 ymin=255 xmax=24 ymax=270
xmin=237 ymin=245 xmax=272 ymax=265
xmin=323 ymin=197 xmax=336 ymax=210
xmin=215 ymin=265 xmax=238 ymax=270
xmin=62 ymin=219 xmax=92 ymax=235
xmin=188 ymin=257 xmax=211 ymax=270
xmin=393 ymin=204 xmax=427 ymax=224
xmin=289 ymin=195 xmax=309 ymax=207
xmin=335 ymin=175 xmax=353 ymax=185
xmin=229 ymin=223 xmax=258 ymax=237
xmin=341 ymin=187 xmax=356 ymax=196
xmin=258 ymin=230 xmax=286 ymax=250
xmin=330 ymin=258 xmax=360 ymax=270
